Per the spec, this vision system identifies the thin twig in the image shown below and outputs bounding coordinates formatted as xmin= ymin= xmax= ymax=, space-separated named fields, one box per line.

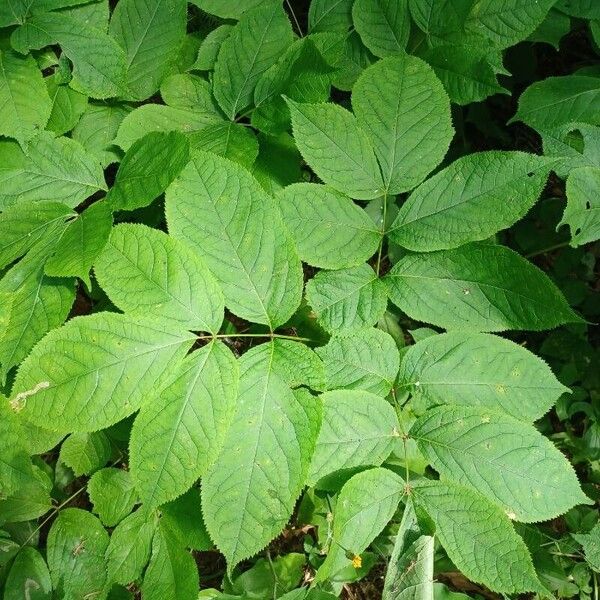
xmin=195 ymin=332 xmax=315 ymax=343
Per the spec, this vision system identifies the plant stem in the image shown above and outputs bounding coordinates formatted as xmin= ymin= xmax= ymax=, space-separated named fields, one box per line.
xmin=19 ymin=485 xmax=87 ymax=550
xmin=195 ymin=332 xmax=315 ymax=343
xmin=525 ymin=241 xmax=571 ymax=258
xmin=376 ymin=193 xmax=388 ymax=276
xmin=285 ymin=0 xmax=303 ymax=36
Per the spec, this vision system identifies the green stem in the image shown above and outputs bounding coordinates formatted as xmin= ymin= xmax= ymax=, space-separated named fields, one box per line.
xmin=376 ymin=193 xmax=388 ymax=276
xmin=285 ymin=0 xmax=303 ymax=36
xmin=525 ymin=241 xmax=570 ymax=258
xmin=196 ymin=332 xmax=316 ymax=343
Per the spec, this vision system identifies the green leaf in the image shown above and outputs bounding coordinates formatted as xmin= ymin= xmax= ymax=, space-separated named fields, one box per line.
xmin=189 ymin=0 xmax=277 ymax=19
xmin=45 ymin=73 xmax=88 ymax=136
xmin=308 ymin=0 xmax=353 ymax=32
xmin=189 ymin=121 xmax=259 ymax=168
xmin=306 ymin=264 xmax=388 ymax=333
xmin=109 ymin=0 xmax=186 ymax=101
xmin=114 ymin=104 xmax=220 ymax=150
xmin=315 ymin=467 xmax=405 ymax=582
xmin=106 ymin=510 xmax=156 ymax=585
xmin=420 ymin=44 xmax=507 ymax=105
xmin=161 ymin=489 xmax=212 ymax=551
xmin=541 ymin=123 xmax=600 ymax=178
xmin=527 ymin=9 xmax=570 ymax=49
xmin=0 ymin=396 xmax=33 ymax=498
xmin=512 ymin=75 xmax=600 ymax=131
xmin=45 ymin=200 xmax=112 ymax=288
xmin=160 ymin=73 xmax=220 ymax=112
xmin=166 ymin=150 xmax=303 ymax=328
xmin=60 ymin=431 xmax=112 ymax=476
xmin=408 ymin=0 xmax=472 ymax=46
xmin=386 ymin=243 xmax=581 ymax=331
xmin=412 ymin=405 xmax=590 ymax=522
xmin=352 ymin=0 xmax=410 ymax=58
xmin=202 ymin=350 xmax=320 ymax=568
xmin=353 ymin=54 xmax=453 ymax=194
xmin=556 ymin=0 xmax=600 ymax=18
xmin=106 ymin=131 xmax=190 ymax=211
xmin=72 ymin=102 xmax=132 ymax=167
xmin=277 ymin=183 xmax=380 ymax=269
xmin=316 ymin=328 xmax=400 ymax=395
xmin=11 ymin=12 xmax=127 ymax=99
xmin=0 ymin=133 xmax=106 ymax=210
xmin=412 ymin=479 xmax=545 ymax=594
xmin=286 ymin=98 xmax=384 ymax=199
xmin=573 ymin=523 xmax=600 ymax=572
xmin=0 ymin=465 xmax=52 ymax=525
xmin=88 ymin=467 xmax=138 ymax=527
xmin=239 ymin=339 xmax=326 ymax=391
xmin=0 ymin=50 xmax=51 ymax=145
xmin=463 ymin=0 xmax=557 ymax=48
xmin=94 ymin=224 xmax=223 ymax=332
xmin=308 ymin=390 xmax=400 ymax=485
xmin=0 ymin=238 xmax=75 ymax=380
xmin=47 ymin=508 xmax=109 ymax=598
xmin=4 ymin=547 xmax=52 ymax=600
xmin=130 ymin=342 xmax=238 ymax=509
xmin=560 ymin=166 xmax=600 ymax=246
xmin=0 ymin=0 xmax=97 ymax=27
xmin=383 ymin=501 xmax=434 ymax=600
xmin=0 ymin=201 xmax=74 ymax=271
xmin=141 ymin=523 xmax=199 ymax=600
xmin=213 ymin=3 xmax=294 ymax=119
xmin=388 ymin=152 xmax=555 ymax=251
xmin=13 ymin=312 xmax=195 ymax=432
xmin=191 ymin=24 xmax=233 ymax=71
xmin=398 ymin=332 xmax=567 ymax=421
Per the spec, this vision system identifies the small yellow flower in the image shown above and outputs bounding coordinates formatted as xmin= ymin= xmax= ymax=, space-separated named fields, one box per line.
xmin=351 ymin=554 xmax=362 ymax=569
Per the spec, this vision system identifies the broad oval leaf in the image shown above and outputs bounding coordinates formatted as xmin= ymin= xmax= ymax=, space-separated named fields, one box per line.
xmin=389 ymin=151 xmax=555 ymax=251
xmin=308 ymin=390 xmax=400 ymax=485
xmin=286 ymin=98 xmax=385 ymax=200
xmin=88 ymin=467 xmax=138 ymax=527
xmin=130 ymin=342 xmax=238 ymax=509
xmin=352 ymin=53 xmax=453 ymax=194
xmin=277 ymin=183 xmax=380 ymax=269
xmin=166 ymin=150 xmax=303 ymax=328
xmin=386 ymin=243 xmax=581 ymax=332
xmin=317 ymin=328 xmax=400 ymax=395
xmin=412 ymin=405 xmax=590 ymax=522
xmin=201 ymin=349 xmax=320 ymax=569
xmin=412 ymin=479 xmax=545 ymax=594
xmin=12 ymin=312 xmax=195 ymax=432
xmin=4 ymin=547 xmax=52 ymax=600
xmin=560 ymin=166 xmax=600 ymax=247
xmin=315 ymin=467 xmax=405 ymax=582
xmin=306 ymin=264 xmax=388 ymax=333
xmin=398 ymin=332 xmax=568 ymax=421
xmin=95 ymin=224 xmax=224 ymax=333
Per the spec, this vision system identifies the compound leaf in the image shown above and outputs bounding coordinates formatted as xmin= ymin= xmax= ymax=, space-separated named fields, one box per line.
xmin=94 ymin=224 xmax=224 ymax=333
xmin=398 ymin=332 xmax=567 ymax=421
xmin=130 ymin=342 xmax=238 ymax=509
xmin=386 ymin=243 xmax=581 ymax=331
xmin=166 ymin=150 xmax=302 ymax=328
xmin=12 ymin=312 xmax=195 ymax=432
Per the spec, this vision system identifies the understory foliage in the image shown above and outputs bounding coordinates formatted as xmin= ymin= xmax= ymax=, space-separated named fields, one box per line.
xmin=0 ymin=0 xmax=599 ymax=599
